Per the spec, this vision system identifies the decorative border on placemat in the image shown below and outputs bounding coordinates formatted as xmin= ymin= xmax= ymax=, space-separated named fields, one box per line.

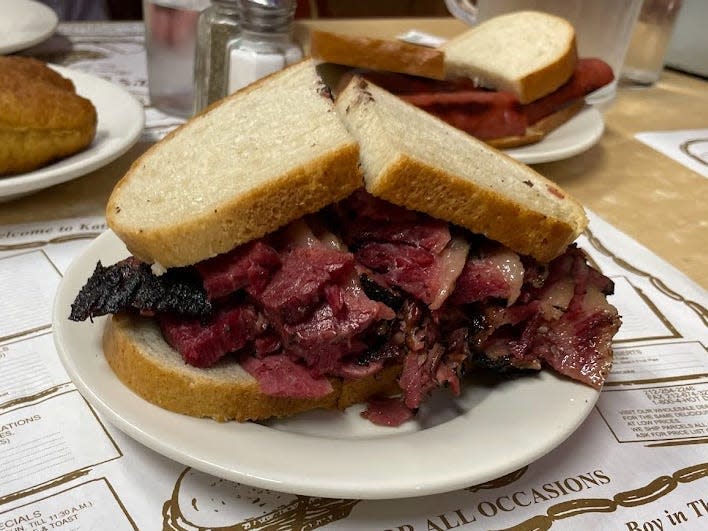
xmin=497 ymin=462 xmax=708 ymax=531
xmin=0 ymin=232 xmax=102 ymax=252
xmin=584 ymin=227 xmax=707 ymax=326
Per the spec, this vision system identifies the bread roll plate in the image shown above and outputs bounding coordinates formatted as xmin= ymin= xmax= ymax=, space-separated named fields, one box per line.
xmin=0 ymin=65 xmax=144 ymax=202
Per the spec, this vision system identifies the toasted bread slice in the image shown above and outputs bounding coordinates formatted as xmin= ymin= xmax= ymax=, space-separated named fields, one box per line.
xmin=309 ymin=29 xmax=446 ymax=80
xmin=443 ymin=11 xmax=577 ymax=104
xmin=107 ymin=59 xmax=361 ymax=268
xmin=334 ymin=77 xmax=587 ymax=263
xmin=104 ymin=314 xmax=402 ymax=422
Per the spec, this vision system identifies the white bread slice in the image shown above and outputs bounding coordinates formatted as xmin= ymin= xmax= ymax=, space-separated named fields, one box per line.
xmin=309 ymin=29 xmax=446 ymax=80
xmin=443 ymin=11 xmax=577 ymax=104
xmin=107 ymin=59 xmax=361 ymax=268
xmin=334 ymin=77 xmax=588 ymax=263
xmin=105 ymin=314 xmax=403 ymax=422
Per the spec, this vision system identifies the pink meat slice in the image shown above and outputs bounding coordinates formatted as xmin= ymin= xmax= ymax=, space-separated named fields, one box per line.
xmin=240 ymin=354 xmax=333 ymax=399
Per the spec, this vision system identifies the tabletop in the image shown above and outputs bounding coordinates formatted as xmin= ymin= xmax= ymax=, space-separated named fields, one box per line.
xmin=1 ymin=17 xmax=707 ymax=531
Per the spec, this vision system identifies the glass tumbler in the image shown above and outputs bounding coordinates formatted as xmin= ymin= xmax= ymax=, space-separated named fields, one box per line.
xmin=143 ymin=0 xmax=210 ymax=117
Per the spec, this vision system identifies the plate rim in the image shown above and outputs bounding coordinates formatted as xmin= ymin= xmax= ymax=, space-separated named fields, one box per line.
xmin=0 ymin=0 xmax=58 ymax=54
xmin=53 ymin=230 xmax=601 ymax=500
xmin=0 ymin=65 xmax=144 ymax=200
xmin=505 ymin=107 xmax=605 ymax=164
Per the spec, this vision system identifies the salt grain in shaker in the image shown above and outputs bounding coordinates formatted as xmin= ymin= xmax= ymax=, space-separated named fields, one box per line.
xmin=227 ymin=0 xmax=302 ymax=93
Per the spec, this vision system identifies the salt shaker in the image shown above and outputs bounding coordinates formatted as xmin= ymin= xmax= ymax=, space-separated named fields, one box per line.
xmin=227 ymin=0 xmax=302 ymax=94
xmin=193 ymin=0 xmax=241 ymax=113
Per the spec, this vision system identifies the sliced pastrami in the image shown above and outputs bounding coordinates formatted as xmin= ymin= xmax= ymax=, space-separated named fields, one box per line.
xmin=158 ymin=303 xmax=262 ymax=368
xmin=282 ymin=276 xmax=395 ymax=376
xmin=355 ymin=237 xmax=469 ymax=309
xmin=195 ymin=241 xmax=281 ymax=300
xmin=257 ymin=246 xmax=355 ymax=324
xmin=449 ymin=245 xmax=524 ymax=305
xmin=337 ymin=190 xmax=451 ymax=253
xmin=71 ymin=190 xmax=620 ymax=425
xmin=356 ymin=242 xmax=436 ymax=303
xmin=240 ymin=354 xmax=333 ymax=399
xmin=361 ymin=396 xmax=414 ymax=427
xmin=474 ymin=246 xmax=619 ymax=387
xmin=532 ymin=247 xmax=619 ymax=388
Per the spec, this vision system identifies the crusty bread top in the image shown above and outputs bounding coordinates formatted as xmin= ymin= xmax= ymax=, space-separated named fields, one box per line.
xmin=335 ymin=77 xmax=588 ymax=262
xmin=309 ymin=29 xmax=446 ymax=80
xmin=107 ymin=59 xmax=361 ymax=268
xmin=443 ymin=11 xmax=577 ymax=104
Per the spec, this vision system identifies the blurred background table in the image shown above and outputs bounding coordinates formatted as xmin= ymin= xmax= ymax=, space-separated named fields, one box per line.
xmin=0 ymin=17 xmax=705 ymax=288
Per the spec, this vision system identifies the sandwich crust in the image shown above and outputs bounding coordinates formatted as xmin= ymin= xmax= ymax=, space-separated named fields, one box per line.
xmin=309 ymin=29 xmax=446 ymax=80
xmin=368 ymin=154 xmax=581 ymax=263
xmin=104 ymin=314 xmax=402 ymax=422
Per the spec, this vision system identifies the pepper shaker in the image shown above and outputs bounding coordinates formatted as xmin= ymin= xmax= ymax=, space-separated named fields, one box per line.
xmin=193 ymin=0 xmax=241 ymax=113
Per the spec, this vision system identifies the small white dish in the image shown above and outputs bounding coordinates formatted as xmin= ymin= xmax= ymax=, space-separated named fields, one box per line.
xmin=0 ymin=65 xmax=144 ymax=202
xmin=505 ymin=107 xmax=605 ymax=165
xmin=0 ymin=0 xmax=58 ymax=54
xmin=53 ymin=231 xmax=600 ymax=500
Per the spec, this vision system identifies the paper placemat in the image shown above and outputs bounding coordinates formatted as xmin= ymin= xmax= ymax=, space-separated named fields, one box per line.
xmin=1 ymin=209 xmax=706 ymax=530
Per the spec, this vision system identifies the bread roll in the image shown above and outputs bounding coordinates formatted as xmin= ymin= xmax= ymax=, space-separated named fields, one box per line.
xmin=0 ymin=57 xmax=97 ymax=176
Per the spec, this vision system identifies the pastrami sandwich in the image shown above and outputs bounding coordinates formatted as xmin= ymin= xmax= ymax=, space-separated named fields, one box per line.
xmin=69 ymin=59 xmax=620 ymax=426
xmin=310 ymin=11 xmax=614 ymax=148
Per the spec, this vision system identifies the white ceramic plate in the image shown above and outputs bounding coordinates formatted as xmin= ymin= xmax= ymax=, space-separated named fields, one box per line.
xmin=0 ymin=65 xmax=144 ymax=202
xmin=505 ymin=107 xmax=605 ymax=165
xmin=0 ymin=0 xmax=58 ymax=54
xmin=54 ymin=231 xmax=600 ymax=499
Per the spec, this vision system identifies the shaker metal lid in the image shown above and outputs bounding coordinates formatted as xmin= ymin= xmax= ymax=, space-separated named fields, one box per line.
xmin=240 ymin=0 xmax=296 ymax=9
